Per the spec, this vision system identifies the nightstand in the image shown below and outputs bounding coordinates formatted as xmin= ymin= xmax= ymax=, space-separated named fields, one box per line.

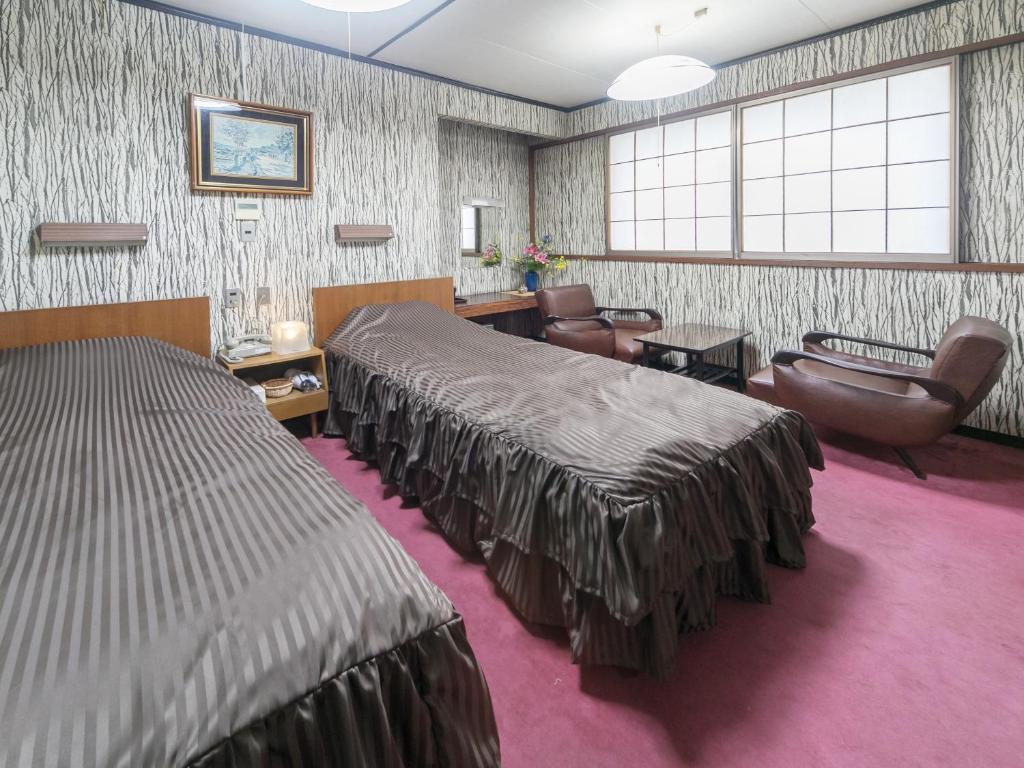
xmin=218 ymin=347 xmax=329 ymax=436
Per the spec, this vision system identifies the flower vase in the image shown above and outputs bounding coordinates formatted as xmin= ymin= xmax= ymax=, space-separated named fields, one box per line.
xmin=524 ymin=271 xmax=539 ymax=292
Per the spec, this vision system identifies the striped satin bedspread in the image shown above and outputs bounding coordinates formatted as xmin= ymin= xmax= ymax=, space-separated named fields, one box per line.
xmin=323 ymin=301 xmax=823 ymax=676
xmin=0 ymin=337 xmax=498 ymax=767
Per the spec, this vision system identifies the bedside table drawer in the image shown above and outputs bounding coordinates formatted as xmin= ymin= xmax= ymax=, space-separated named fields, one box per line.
xmin=265 ymin=388 xmax=328 ymax=422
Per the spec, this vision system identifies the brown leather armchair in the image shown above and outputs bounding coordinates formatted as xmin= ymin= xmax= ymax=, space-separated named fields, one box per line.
xmin=535 ymin=284 xmax=663 ymax=362
xmin=747 ymin=316 xmax=1012 ymax=478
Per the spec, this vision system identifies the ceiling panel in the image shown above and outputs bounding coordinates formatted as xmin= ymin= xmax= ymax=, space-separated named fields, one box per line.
xmin=154 ymin=0 xmax=941 ymax=108
xmin=155 ymin=0 xmax=445 ymax=56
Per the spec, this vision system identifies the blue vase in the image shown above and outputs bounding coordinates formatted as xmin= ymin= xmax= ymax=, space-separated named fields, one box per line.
xmin=524 ymin=271 xmax=539 ymax=292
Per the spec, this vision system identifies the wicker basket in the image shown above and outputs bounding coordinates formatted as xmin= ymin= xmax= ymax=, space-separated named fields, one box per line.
xmin=261 ymin=377 xmax=293 ymax=398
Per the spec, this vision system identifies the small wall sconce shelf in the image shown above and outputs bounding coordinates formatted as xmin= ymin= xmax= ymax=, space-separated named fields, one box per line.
xmin=35 ymin=223 xmax=148 ymax=248
xmin=334 ymin=225 xmax=394 ymax=243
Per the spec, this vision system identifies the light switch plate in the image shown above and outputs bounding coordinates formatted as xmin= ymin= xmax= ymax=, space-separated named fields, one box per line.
xmin=224 ymin=287 xmax=242 ymax=309
xmin=234 ymin=199 xmax=263 ymax=220
xmin=239 ymin=221 xmax=257 ymax=242
xmin=256 ymin=286 xmax=271 ymax=307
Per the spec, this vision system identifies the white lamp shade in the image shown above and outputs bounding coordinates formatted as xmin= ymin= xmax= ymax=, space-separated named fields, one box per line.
xmin=271 ymin=321 xmax=311 ymax=355
xmin=298 ymin=0 xmax=413 ymax=10
xmin=607 ymin=55 xmax=716 ymax=101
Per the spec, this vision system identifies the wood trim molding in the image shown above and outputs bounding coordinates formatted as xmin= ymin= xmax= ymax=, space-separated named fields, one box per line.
xmin=563 ymin=254 xmax=1024 ymax=273
xmin=0 ymin=297 xmax=211 ymax=356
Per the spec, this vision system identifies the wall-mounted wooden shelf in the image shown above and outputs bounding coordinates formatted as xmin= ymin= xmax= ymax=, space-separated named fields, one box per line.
xmin=35 ymin=223 xmax=148 ymax=248
xmin=334 ymin=225 xmax=394 ymax=243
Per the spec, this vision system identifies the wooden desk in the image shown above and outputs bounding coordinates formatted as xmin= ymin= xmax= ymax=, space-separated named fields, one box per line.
xmin=455 ymin=292 xmax=541 ymax=337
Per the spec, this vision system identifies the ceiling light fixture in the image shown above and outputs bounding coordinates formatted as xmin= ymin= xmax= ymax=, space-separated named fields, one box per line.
xmin=298 ymin=0 xmax=413 ymax=11
xmin=607 ymin=20 xmax=715 ymax=101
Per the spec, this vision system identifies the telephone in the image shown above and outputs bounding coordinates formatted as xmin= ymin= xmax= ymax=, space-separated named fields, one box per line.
xmin=218 ymin=334 xmax=272 ymax=364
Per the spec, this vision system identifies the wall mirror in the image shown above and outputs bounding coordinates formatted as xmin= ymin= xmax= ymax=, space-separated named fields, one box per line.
xmin=461 ymin=197 xmax=505 ymax=256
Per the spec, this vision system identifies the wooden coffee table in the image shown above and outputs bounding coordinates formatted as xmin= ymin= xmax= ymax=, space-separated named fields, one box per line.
xmin=635 ymin=324 xmax=753 ymax=392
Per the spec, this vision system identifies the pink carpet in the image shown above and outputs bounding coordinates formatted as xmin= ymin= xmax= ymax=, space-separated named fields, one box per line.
xmin=302 ymin=430 xmax=1024 ymax=768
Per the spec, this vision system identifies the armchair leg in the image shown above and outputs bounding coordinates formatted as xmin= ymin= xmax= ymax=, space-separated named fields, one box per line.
xmin=894 ymin=447 xmax=926 ymax=480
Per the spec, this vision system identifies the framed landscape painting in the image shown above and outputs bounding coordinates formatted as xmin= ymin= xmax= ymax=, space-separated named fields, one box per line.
xmin=188 ymin=94 xmax=313 ymax=195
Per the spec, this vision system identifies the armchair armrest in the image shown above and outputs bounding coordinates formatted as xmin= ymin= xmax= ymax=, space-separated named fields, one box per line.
xmin=597 ymin=307 xmax=664 ymax=322
xmin=544 ymin=314 xmax=614 ymax=329
xmin=802 ymin=330 xmax=935 ymax=360
xmin=772 ymin=350 xmax=961 ymax=408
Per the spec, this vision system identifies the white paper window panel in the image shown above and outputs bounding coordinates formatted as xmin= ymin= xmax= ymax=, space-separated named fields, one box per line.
xmin=887 ymin=208 xmax=950 ymax=253
xmin=785 ymin=212 xmax=831 ymax=252
xmin=785 ymin=90 xmax=831 ymax=136
xmin=888 ymin=65 xmax=950 ymax=120
xmin=743 ymin=139 xmax=783 ymax=179
xmin=461 ymin=206 xmax=476 ymax=228
xmin=887 ymin=161 xmax=950 ymax=209
xmin=664 ymin=152 xmax=695 ymax=186
xmin=695 ymin=146 xmax=731 ymax=184
xmin=696 ymin=217 xmax=732 ymax=251
xmin=743 ymin=177 xmax=784 ymax=216
xmin=664 ymin=119 xmax=696 ymax=154
xmin=832 ymin=167 xmax=886 ymax=211
xmin=665 ymin=219 xmax=696 ymax=251
xmin=696 ymin=181 xmax=732 ymax=218
xmin=784 ymin=132 xmax=831 ymax=175
xmin=743 ymin=101 xmax=783 ymax=143
xmin=785 ymin=172 xmax=831 ymax=213
xmin=833 ymin=210 xmax=886 ymax=253
xmin=696 ymin=112 xmax=731 ymax=150
xmin=610 ymin=221 xmax=636 ymax=250
xmin=609 ymin=191 xmax=634 ymax=222
xmin=664 ymin=186 xmax=696 ymax=218
xmin=833 ymin=78 xmax=887 ymax=128
xmin=743 ymin=215 xmax=783 ymax=252
xmin=635 ymin=188 xmax=664 ymax=220
xmin=609 ymin=132 xmax=635 ymax=164
xmin=634 ymin=158 xmax=663 ymax=190
xmin=832 ymin=123 xmax=886 ymax=170
xmin=888 ymin=113 xmax=950 ymax=164
xmin=635 ymin=126 xmax=663 ymax=160
xmin=461 ymin=229 xmax=476 ymax=250
xmin=609 ymin=162 xmax=634 ymax=192
xmin=636 ymin=220 xmax=665 ymax=251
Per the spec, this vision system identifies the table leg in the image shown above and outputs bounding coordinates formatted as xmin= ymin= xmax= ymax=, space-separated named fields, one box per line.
xmin=736 ymin=339 xmax=746 ymax=392
xmin=310 ymin=411 xmax=319 ymax=438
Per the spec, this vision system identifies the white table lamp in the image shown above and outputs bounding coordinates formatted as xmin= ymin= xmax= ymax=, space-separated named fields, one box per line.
xmin=271 ymin=321 xmax=310 ymax=355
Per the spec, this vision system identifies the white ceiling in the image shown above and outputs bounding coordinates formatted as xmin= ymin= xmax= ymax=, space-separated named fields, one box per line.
xmin=155 ymin=0 xmax=934 ymax=108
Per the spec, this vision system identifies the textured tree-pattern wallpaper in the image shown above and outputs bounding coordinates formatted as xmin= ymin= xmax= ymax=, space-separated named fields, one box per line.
xmin=437 ymin=120 xmax=531 ymax=295
xmin=0 ymin=0 xmax=558 ymax=344
xmin=535 ymin=34 xmax=1024 ymax=435
xmin=1 ymin=0 xmax=1021 ymax=435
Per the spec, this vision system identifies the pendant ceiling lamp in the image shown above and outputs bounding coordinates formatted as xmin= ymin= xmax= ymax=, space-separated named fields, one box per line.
xmin=607 ymin=54 xmax=715 ymax=100
xmin=608 ymin=18 xmax=714 ymax=101
xmin=298 ymin=0 xmax=413 ymax=11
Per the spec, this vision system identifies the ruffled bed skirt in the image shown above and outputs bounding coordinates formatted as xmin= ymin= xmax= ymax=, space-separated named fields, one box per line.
xmin=324 ymin=354 xmax=822 ymax=678
xmin=190 ymin=616 xmax=499 ymax=767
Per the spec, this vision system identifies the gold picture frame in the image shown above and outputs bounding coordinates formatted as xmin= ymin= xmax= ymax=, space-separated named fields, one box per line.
xmin=188 ymin=93 xmax=314 ymax=196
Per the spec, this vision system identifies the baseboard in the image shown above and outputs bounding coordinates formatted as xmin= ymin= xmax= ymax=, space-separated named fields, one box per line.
xmin=953 ymin=425 xmax=1024 ymax=450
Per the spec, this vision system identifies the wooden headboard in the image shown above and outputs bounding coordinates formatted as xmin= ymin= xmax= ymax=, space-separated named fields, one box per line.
xmin=0 ymin=297 xmax=211 ymax=357
xmin=312 ymin=277 xmax=455 ymax=346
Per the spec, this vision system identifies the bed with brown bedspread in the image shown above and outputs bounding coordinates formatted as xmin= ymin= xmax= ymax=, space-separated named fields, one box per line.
xmin=322 ymin=301 xmax=824 ymax=677
xmin=0 ymin=336 xmax=498 ymax=767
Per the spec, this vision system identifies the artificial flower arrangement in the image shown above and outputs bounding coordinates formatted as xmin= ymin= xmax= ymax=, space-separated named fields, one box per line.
xmin=514 ymin=234 xmax=567 ymax=274
xmin=479 ymin=242 xmax=502 ymax=267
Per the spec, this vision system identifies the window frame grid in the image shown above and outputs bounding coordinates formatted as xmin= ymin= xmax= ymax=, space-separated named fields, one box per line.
xmin=605 ymin=105 xmax=737 ymax=258
xmin=737 ymin=57 xmax=959 ymax=263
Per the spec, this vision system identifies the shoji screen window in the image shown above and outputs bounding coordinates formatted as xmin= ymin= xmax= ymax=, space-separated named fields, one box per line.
xmin=739 ymin=60 xmax=956 ymax=262
xmin=608 ymin=110 xmax=734 ymax=254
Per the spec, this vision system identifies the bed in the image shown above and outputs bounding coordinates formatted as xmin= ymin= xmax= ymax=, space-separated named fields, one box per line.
xmin=314 ymin=279 xmax=824 ymax=678
xmin=0 ymin=298 xmax=499 ymax=767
